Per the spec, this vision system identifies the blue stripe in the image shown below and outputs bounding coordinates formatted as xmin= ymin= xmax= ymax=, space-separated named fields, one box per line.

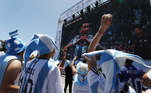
xmin=24 ymin=39 xmax=51 ymax=64
xmin=109 ymin=59 xmax=116 ymax=93
xmin=100 ymin=52 xmax=113 ymax=66
xmin=91 ymin=81 xmax=99 ymax=93
xmin=38 ymin=39 xmax=51 ymax=55
xmin=74 ymin=75 xmax=88 ymax=87
xmin=21 ymin=59 xmax=37 ymax=93
xmin=9 ymin=30 xmax=18 ymax=38
xmin=33 ymin=61 xmax=53 ymax=93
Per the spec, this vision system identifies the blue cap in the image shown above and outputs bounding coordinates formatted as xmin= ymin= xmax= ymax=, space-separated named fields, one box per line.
xmin=5 ymin=30 xmax=26 ymax=55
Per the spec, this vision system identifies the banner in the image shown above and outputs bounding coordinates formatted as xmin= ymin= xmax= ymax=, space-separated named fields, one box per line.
xmin=55 ymin=19 xmax=64 ymax=57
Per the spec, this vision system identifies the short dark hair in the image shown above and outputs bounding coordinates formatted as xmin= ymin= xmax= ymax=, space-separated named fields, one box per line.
xmin=82 ymin=59 xmax=87 ymax=63
xmin=79 ymin=20 xmax=90 ymax=29
xmin=125 ymin=59 xmax=134 ymax=64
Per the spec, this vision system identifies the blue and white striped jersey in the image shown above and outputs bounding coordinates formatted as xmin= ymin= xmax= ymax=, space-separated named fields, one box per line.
xmin=19 ymin=58 xmax=63 ymax=93
xmin=87 ymin=68 xmax=125 ymax=93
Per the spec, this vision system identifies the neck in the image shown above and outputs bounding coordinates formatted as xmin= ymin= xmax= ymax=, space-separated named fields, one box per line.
xmin=39 ymin=52 xmax=53 ymax=60
xmin=39 ymin=56 xmax=50 ymax=60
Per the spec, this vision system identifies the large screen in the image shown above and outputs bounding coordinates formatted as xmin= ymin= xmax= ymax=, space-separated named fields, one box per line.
xmin=60 ymin=0 xmax=151 ymax=60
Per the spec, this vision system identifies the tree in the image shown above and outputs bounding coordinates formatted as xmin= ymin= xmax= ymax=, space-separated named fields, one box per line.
xmin=0 ymin=40 xmax=7 ymax=52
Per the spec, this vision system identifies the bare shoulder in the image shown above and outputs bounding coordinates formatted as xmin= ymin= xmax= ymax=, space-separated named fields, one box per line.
xmin=2 ymin=59 xmax=21 ymax=85
xmin=142 ymin=69 xmax=151 ymax=87
xmin=8 ymin=59 xmax=22 ymax=70
xmin=0 ymin=59 xmax=21 ymax=93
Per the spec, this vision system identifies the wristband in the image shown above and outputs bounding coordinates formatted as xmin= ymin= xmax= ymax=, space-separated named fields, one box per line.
xmin=99 ymin=26 xmax=105 ymax=34
xmin=98 ymin=31 xmax=104 ymax=34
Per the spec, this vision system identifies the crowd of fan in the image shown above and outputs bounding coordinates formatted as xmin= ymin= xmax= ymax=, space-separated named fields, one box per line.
xmin=91 ymin=0 xmax=151 ymax=53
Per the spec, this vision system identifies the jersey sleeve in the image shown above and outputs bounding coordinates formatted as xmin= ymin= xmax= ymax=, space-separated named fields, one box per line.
xmin=87 ymin=68 xmax=105 ymax=93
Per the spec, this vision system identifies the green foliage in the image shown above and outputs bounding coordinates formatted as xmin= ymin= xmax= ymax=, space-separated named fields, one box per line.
xmin=0 ymin=40 xmax=7 ymax=52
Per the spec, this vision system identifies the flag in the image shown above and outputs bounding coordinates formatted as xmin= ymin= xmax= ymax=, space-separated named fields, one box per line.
xmin=9 ymin=30 xmax=18 ymax=38
xmin=83 ymin=49 xmax=151 ymax=93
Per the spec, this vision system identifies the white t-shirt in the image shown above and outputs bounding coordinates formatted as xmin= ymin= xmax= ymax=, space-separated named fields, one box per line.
xmin=19 ymin=58 xmax=63 ymax=93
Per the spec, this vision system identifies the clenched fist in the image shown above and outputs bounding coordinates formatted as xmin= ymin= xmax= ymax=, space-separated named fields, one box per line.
xmin=99 ymin=14 xmax=113 ymax=33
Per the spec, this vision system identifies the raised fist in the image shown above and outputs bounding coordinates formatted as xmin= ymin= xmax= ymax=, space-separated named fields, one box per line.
xmin=99 ymin=14 xmax=113 ymax=33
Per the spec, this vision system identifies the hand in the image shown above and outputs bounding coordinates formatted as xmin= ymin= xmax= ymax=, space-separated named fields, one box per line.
xmin=83 ymin=55 xmax=88 ymax=62
xmin=99 ymin=14 xmax=113 ymax=33
xmin=59 ymin=67 xmax=64 ymax=72
xmin=79 ymin=35 xmax=89 ymax=42
xmin=64 ymin=46 xmax=68 ymax=52
xmin=61 ymin=48 xmax=66 ymax=54
xmin=73 ymin=56 xmax=78 ymax=61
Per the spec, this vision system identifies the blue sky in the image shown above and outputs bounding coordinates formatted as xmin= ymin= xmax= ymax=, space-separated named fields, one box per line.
xmin=0 ymin=0 xmax=81 ymax=44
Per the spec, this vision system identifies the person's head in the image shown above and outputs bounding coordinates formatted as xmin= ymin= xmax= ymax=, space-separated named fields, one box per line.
xmin=5 ymin=30 xmax=26 ymax=59
xmin=24 ymin=34 xmax=59 ymax=63
xmin=66 ymin=53 xmax=71 ymax=60
xmin=82 ymin=59 xmax=87 ymax=63
xmin=77 ymin=62 xmax=88 ymax=76
xmin=125 ymin=59 xmax=134 ymax=66
xmin=82 ymin=56 xmax=87 ymax=63
xmin=135 ymin=25 xmax=145 ymax=37
xmin=39 ymin=49 xmax=55 ymax=60
xmin=79 ymin=23 xmax=90 ymax=34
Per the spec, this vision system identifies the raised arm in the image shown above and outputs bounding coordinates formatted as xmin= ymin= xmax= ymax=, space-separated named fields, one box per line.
xmin=87 ymin=14 xmax=113 ymax=71
xmin=58 ymin=49 xmax=67 ymax=72
xmin=88 ymin=14 xmax=112 ymax=52
xmin=59 ymin=49 xmax=66 ymax=68
xmin=64 ymin=43 xmax=73 ymax=52
xmin=71 ymin=56 xmax=78 ymax=75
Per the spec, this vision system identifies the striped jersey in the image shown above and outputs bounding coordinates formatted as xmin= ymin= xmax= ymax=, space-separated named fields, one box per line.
xmin=19 ymin=58 xmax=63 ymax=93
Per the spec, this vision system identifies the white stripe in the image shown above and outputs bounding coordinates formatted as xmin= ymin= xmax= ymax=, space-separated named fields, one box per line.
xmin=10 ymin=32 xmax=18 ymax=37
xmin=39 ymin=34 xmax=55 ymax=52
